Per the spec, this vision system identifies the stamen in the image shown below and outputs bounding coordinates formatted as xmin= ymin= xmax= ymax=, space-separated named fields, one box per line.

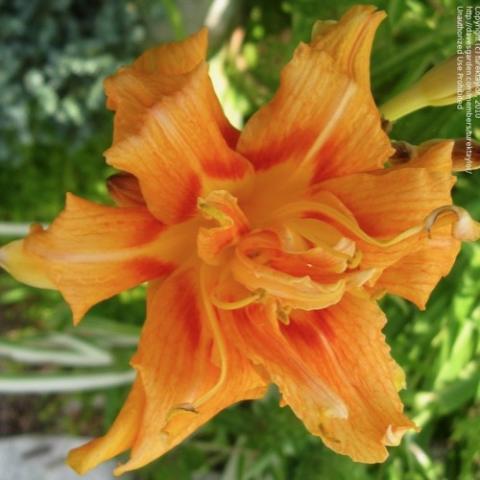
xmin=273 ymin=201 xmax=424 ymax=248
xmin=197 ymin=190 xmax=249 ymax=230
xmin=193 ymin=265 xmax=229 ymax=410
xmin=211 ymin=289 xmax=265 ymax=310
xmin=165 ymin=265 xmax=230 ymax=421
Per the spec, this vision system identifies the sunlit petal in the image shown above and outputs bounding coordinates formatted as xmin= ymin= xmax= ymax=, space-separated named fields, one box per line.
xmin=227 ymin=293 xmax=416 ymax=463
xmin=106 ymin=62 xmax=254 ymax=224
xmin=237 ymin=6 xmax=391 ymax=188
xmin=69 ymin=268 xmax=266 ymax=474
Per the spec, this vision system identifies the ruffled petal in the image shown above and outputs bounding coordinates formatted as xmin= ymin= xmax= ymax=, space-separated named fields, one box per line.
xmin=316 ymin=146 xmax=455 ymax=236
xmin=68 ymin=378 xmax=145 ymax=474
xmin=69 ymin=268 xmax=265 ymax=475
xmin=394 ymin=139 xmax=455 ymax=172
xmin=105 ymin=28 xmax=238 ymax=148
xmin=106 ymin=62 xmax=254 ymax=224
xmin=3 ymin=194 xmax=196 ymax=323
xmin=371 ymin=222 xmax=460 ymax=308
xmin=311 ymin=5 xmax=384 ymax=90
xmin=227 ymin=293 xmax=415 ymax=463
xmin=237 ymin=6 xmax=391 ymax=187
xmin=268 ymin=191 xmax=420 ymax=275
xmin=315 ymin=141 xmax=456 ymax=271
xmin=314 ymin=140 xmax=461 ymax=306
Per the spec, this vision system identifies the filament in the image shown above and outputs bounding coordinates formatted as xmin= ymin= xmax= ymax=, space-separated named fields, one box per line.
xmin=193 ymin=264 xmax=229 ymax=410
xmin=273 ymin=201 xmax=424 ymax=247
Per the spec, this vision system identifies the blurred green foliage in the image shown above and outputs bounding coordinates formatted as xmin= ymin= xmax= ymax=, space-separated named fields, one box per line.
xmin=0 ymin=0 xmax=167 ymax=220
xmin=1 ymin=0 xmax=480 ymax=479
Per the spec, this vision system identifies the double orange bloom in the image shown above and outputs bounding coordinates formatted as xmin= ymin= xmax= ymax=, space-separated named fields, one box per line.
xmin=1 ymin=5 xmax=479 ymax=475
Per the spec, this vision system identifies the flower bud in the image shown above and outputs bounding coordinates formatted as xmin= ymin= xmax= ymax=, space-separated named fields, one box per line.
xmin=381 ymin=52 xmax=480 ymax=121
xmin=0 ymin=237 xmax=54 ymax=289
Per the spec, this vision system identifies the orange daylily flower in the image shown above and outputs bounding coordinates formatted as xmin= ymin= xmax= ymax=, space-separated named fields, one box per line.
xmin=1 ymin=5 xmax=479 ymax=475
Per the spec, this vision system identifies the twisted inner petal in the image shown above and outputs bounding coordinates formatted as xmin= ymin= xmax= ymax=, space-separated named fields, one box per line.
xmin=230 ymin=229 xmax=347 ymax=312
xmin=310 ymin=5 xmax=384 ymax=90
xmin=197 ymin=190 xmax=250 ymax=265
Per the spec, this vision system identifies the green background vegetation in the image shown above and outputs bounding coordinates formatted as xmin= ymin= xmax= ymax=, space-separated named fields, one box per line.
xmin=0 ymin=0 xmax=479 ymax=479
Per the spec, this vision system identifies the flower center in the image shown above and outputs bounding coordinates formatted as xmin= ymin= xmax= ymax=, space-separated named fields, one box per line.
xmin=183 ymin=191 xmax=473 ymax=421
xmin=196 ymin=190 xmax=472 ymax=326
xmin=196 ymin=190 xmax=374 ymax=325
